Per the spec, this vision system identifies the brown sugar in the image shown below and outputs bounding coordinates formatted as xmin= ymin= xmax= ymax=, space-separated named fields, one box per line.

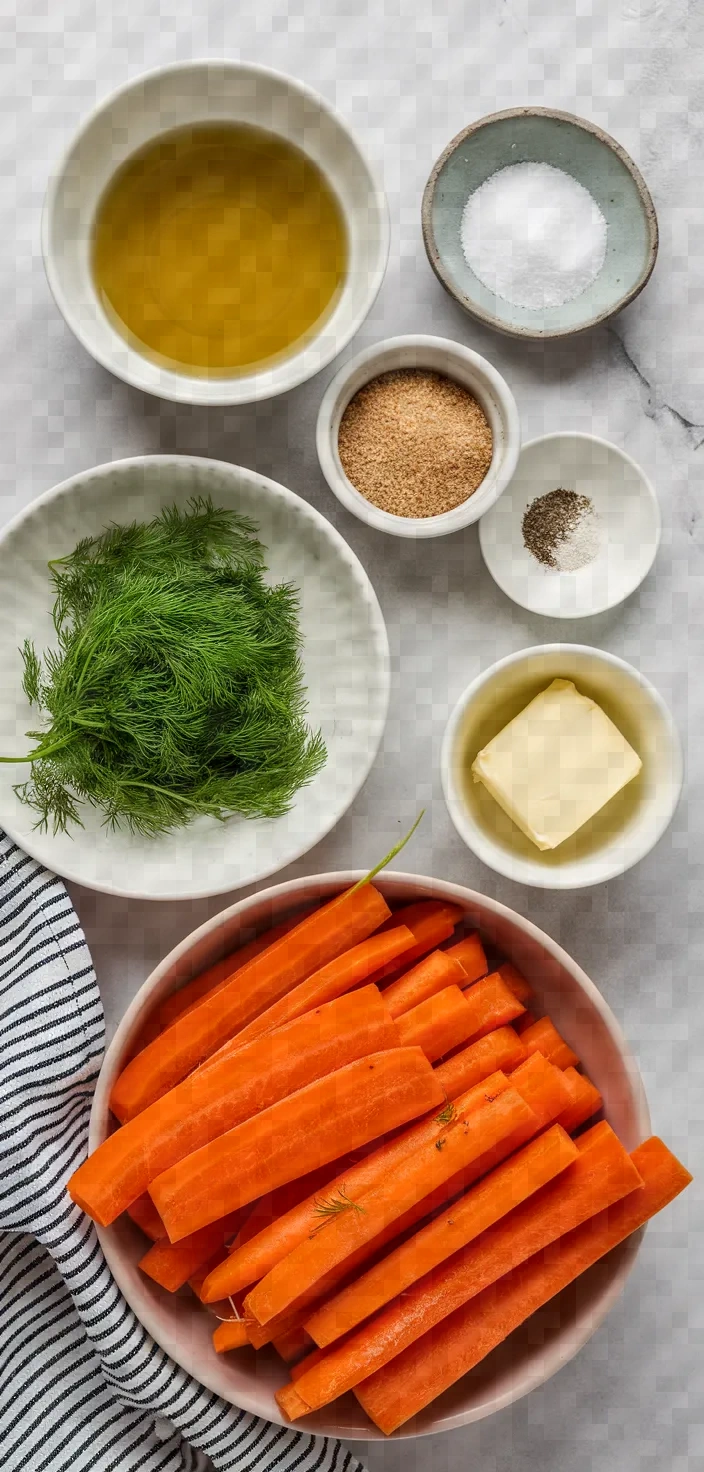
xmin=337 ymin=369 xmax=493 ymax=519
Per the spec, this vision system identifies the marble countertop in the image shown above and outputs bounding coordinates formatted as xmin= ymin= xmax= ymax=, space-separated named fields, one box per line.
xmin=2 ymin=1 xmax=701 ymax=1468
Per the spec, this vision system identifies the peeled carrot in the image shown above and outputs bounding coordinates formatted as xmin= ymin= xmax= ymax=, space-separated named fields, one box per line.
xmin=353 ymin=1136 xmax=692 ymax=1433
xmin=395 ymin=985 xmax=479 ymax=1062
xmin=109 ymin=883 xmax=391 ymax=1121
xmin=272 ymin=1325 xmax=314 ymax=1365
xmin=433 ymin=1025 xmax=527 ymax=1098
xmin=188 ymin=1247 xmax=227 ymax=1299
xmin=126 ymin=1193 xmax=165 ymax=1242
xmin=200 ymin=1068 xmax=514 ymax=1303
xmin=520 ymin=1016 xmax=579 ymax=1069
xmin=558 ymin=1066 xmax=603 ymax=1134
xmin=460 ymin=971 xmax=526 ymax=1038
xmin=245 ymin=1087 xmax=537 ymax=1328
xmin=205 ymin=926 xmax=414 ymax=1066
xmin=496 ymin=961 xmax=532 ymax=1004
xmin=377 ymin=900 xmax=464 ymax=935
xmin=234 ymin=1165 xmax=342 ymax=1250
xmin=139 ymin=1208 xmax=247 ymax=1292
xmin=381 ymin=951 xmax=466 ymax=1018
xmin=151 ymin=1047 xmax=444 ymax=1243
xmin=69 ymin=987 xmax=396 ymax=1226
xmin=213 ymin=1319 xmax=250 ymax=1353
xmin=305 ymin=1124 xmax=578 ymax=1348
xmin=444 ymin=933 xmax=488 ymax=984
xmin=368 ymin=910 xmax=461 ymax=987
xmin=275 ymin=1120 xmax=642 ymax=1420
xmin=158 ymin=910 xmax=318 ymax=1030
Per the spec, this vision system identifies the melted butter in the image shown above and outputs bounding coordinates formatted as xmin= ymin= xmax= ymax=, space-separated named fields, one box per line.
xmin=92 ymin=123 xmax=348 ymax=377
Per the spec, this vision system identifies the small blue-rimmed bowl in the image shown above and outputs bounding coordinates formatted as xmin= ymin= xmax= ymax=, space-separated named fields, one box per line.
xmin=422 ymin=108 xmax=658 ymax=340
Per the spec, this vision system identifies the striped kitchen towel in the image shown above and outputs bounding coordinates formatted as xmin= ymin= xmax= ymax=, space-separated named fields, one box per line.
xmin=0 ymin=832 xmax=367 ymax=1472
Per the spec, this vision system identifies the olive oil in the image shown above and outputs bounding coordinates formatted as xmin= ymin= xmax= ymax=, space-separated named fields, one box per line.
xmin=91 ymin=124 xmax=348 ymax=376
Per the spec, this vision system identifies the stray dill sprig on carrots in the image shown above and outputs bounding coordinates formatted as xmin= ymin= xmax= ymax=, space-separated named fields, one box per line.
xmin=1 ymin=498 xmax=326 ymax=836
xmin=310 ymin=1187 xmax=366 ymax=1235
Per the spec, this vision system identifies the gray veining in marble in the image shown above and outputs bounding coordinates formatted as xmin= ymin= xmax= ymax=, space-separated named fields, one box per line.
xmin=0 ymin=1 xmax=701 ymax=1468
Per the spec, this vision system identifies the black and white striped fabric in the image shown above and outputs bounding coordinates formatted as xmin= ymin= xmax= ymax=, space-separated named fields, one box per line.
xmin=0 ymin=833 xmax=367 ymax=1472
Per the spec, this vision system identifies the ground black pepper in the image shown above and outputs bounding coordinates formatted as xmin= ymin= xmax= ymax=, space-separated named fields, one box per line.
xmin=522 ymin=488 xmax=600 ymax=571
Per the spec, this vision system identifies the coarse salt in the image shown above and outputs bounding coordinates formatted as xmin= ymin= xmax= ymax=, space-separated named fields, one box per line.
xmin=461 ymin=161 xmax=608 ymax=310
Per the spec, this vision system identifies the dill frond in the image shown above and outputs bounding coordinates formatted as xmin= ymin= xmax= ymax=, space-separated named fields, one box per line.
xmin=309 ymin=1187 xmax=366 ymax=1235
xmin=435 ymin=1102 xmax=457 ymax=1127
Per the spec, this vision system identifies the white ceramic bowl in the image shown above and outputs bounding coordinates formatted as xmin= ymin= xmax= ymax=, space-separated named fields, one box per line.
xmin=0 ymin=456 xmax=389 ymax=900
xmin=90 ymin=869 xmax=650 ymax=1440
xmin=442 ymin=645 xmax=682 ymax=890
xmin=478 ymin=434 xmax=661 ymax=618
xmin=316 ymin=335 xmax=520 ymax=538
xmin=42 ymin=61 xmax=389 ymax=405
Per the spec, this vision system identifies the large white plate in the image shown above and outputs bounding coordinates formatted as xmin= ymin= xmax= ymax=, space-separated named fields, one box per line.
xmin=0 ymin=456 xmax=389 ymax=899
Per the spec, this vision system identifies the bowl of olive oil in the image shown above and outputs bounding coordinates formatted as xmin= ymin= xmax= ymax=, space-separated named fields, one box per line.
xmin=43 ymin=62 xmax=389 ymax=405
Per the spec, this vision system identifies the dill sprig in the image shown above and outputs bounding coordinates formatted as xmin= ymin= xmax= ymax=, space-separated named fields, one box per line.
xmin=2 ymin=498 xmax=326 ymax=837
xmin=435 ymin=1101 xmax=457 ymax=1127
xmin=310 ymin=1187 xmax=366 ymax=1235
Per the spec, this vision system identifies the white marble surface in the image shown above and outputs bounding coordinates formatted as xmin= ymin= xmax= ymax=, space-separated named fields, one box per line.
xmin=1 ymin=1 xmax=702 ymax=1468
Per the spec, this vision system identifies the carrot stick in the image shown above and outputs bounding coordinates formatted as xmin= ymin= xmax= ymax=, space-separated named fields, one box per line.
xmin=272 ymin=1325 xmax=314 ymax=1365
xmin=459 ymin=971 xmax=526 ymax=1038
xmin=381 ymin=951 xmax=466 ymax=1019
xmin=109 ymin=883 xmax=391 ymax=1121
xmin=394 ymin=986 xmax=478 ymax=1062
xmin=234 ymin=1165 xmax=343 ymax=1250
xmin=245 ymin=1088 xmax=537 ymax=1328
xmin=368 ymin=910 xmax=461 ymax=987
xmin=69 ymin=987 xmax=397 ymax=1226
xmin=558 ymin=1067 xmax=603 ymax=1134
xmin=353 ymin=1136 xmax=692 ymax=1433
xmin=434 ymin=1025 xmax=527 ymax=1098
xmin=139 ymin=1208 xmax=247 ymax=1292
xmin=444 ymin=934 xmax=488 ymax=984
xmin=200 ymin=1069 xmax=514 ymax=1304
xmin=276 ymin=1121 xmax=643 ymax=1420
xmin=377 ymin=900 xmax=464 ymax=935
xmin=496 ymin=961 xmax=532 ymax=1004
xmin=205 ymin=927 xmax=414 ymax=1065
xmin=520 ymin=1016 xmax=579 ymax=1069
xmin=305 ymin=1124 xmax=578 ymax=1348
xmin=213 ymin=1320 xmax=250 ymax=1353
xmin=188 ymin=1247 xmax=227 ymax=1299
xmin=126 ymin=1193 xmax=165 ymax=1242
xmin=157 ymin=910 xmax=317 ymax=1031
xmin=151 ymin=1048 xmax=444 ymax=1243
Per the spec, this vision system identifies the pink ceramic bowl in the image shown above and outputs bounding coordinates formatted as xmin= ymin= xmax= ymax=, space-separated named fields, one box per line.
xmin=89 ymin=872 xmax=650 ymax=1440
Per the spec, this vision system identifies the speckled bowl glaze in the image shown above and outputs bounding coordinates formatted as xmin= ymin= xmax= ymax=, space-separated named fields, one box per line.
xmin=422 ymin=108 xmax=658 ymax=340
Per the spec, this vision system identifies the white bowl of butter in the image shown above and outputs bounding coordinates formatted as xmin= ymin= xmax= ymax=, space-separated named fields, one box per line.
xmin=441 ymin=645 xmax=682 ymax=889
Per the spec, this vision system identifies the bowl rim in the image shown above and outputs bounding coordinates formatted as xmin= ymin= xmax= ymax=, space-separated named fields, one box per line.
xmin=421 ymin=106 xmax=659 ymax=341
xmin=41 ymin=58 xmax=390 ymax=406
xmin=0 ymin=453 xmax=391 ymax=900
xmin=315 ymin=332 xmax=521 ymax=538
xmin=478 ymin=430 xmax=662 ymax=618
xmin=441 ymin=642 xmax=684 ymax=890
xmin=92 ymin=867 xmax=651 ymax=1439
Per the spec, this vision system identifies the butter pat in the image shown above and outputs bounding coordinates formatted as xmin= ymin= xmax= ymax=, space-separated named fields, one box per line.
xmin=471 ymin=678 xmax=642 ymax=851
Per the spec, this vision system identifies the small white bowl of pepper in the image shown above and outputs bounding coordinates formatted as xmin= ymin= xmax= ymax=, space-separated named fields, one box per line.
xmin=315 ymin=334 xmax=520 ymax=538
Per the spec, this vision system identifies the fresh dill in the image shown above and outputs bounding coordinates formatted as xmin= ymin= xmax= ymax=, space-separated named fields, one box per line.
xmin=2 ymin=498 xmax=326 ymax=836
xmin=309 ymin=1187 xmax=366 ymax=1235
xmin=435 ymin=1102 xmax=457 ymax=1127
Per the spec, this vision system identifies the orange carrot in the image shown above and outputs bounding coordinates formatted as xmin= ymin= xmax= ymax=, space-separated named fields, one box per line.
xmin=126 ymin=1193 xmax=165 ymax=1242
xmin=139 ymin=1208 xmax=247 ymax=1292
xmin=368 ymin=911 xmax=461 ymax=987
xmin=69 ymin=987 xmax=396 ymax=1227
xmin=558 ymin=1066 xmax=603 ymax=1133
xmin=521 ymin=1016 xmax=579 ymax=1069
xmin=272 ymin=1325 xmax=314 ymax=1365
xmin=496 ymin=961 xmax=532 ymax=1003
xmin=459 ymin=971 xmax=526 ymax=1038
xmin=109 ymin=883 xmax=391 ymax=1121
xmin=205 ymin=927 xmax=414 ymax=1065
xmin=151 ymin=1048 xmax=444 ymax=1243
xmin=395 ymin=985 xmax=478 ymax=1062
xmin=305 ymin=1124 xmax=578 ymax=1348
xmin=200 ymin=1069 xmax=514 ymax=1304
xmin=444 ymin=933 xmax=488 ymax=984
xmin=433 ymin=1025 xmax=527 ymax=1098
xmin=188 ymin=1247 xmax=227 ymax=1299
xmin=381 ymin=951 xmax=466 ymax=1019
xmin=245 ymin=1088 xmax=537 ymax=1328
xmin=234 ymin=1165 xmax=343 ymax=1250
xmin=157 ymin=911 xmax=317 ymax=1031
xmin=213 ymin=1320 xmax=250 ymax=1353
xmin=377 ymin=900 xmax=464 ymax=935
xmin=276 ymin=1121 xmax=643 ymax=1420
xmin=353 ymin=1136 xmax=692 ymax=1433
